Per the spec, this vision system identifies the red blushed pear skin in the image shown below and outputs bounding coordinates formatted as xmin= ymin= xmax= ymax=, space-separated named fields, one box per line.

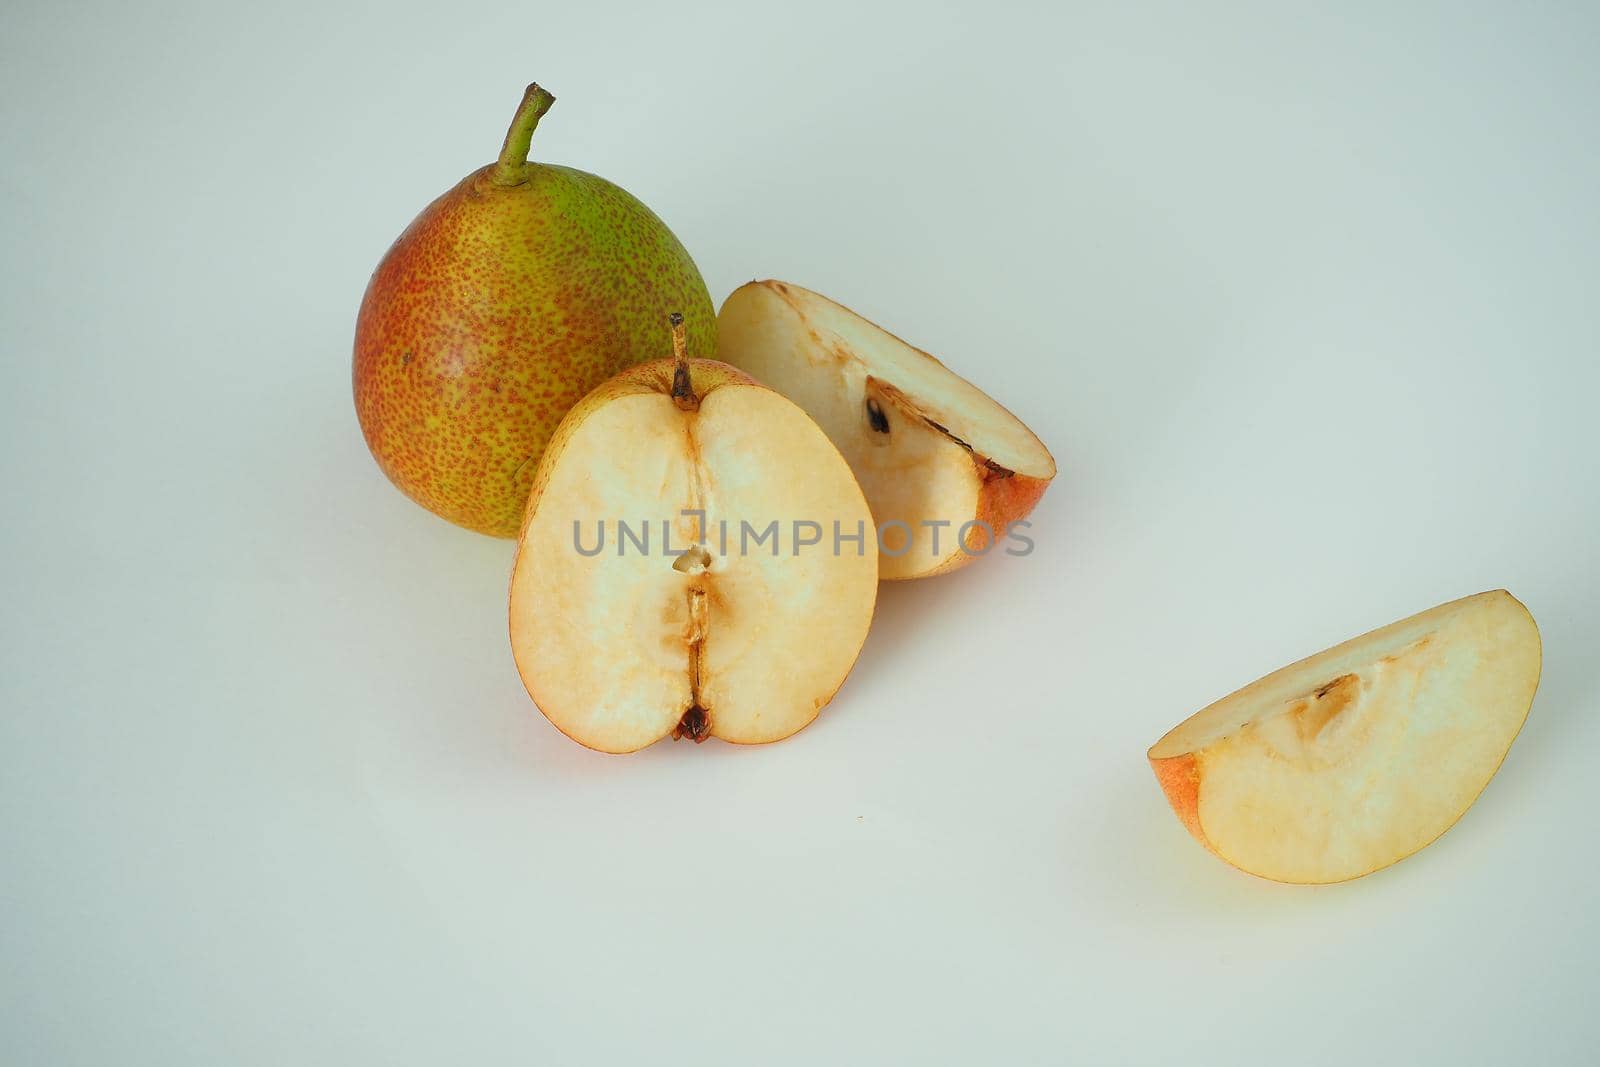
xmin=716 ymin=281 xmax=1056 ymax=580
xmin=354 ymin=83 xmax=715 ymax=537
xmin=1148 ymin=590 xmax=1542 ymax=884
xmin=508 ymin=316 xmax=878 ymax=754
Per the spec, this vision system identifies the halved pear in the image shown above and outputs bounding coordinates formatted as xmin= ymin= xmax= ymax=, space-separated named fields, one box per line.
xmin=717 ymin=281 xmax=1056 ymax=580
xmin=1148 ymin=590 xmax=1541 ymax=884
xmin=509 ymin=317 xmax=878 ymax=753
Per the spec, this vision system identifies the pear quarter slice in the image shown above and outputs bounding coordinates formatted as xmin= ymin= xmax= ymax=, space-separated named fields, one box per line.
xmin=717 ymin=281 xmax=1055 ymax=580
xmin=1149 ymin=590 xmax=1541 ymax=884
xmin=509 ymin=333 xmax=878 ymax=754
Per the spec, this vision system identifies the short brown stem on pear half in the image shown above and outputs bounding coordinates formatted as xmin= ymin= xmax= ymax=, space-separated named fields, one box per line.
xmin=669 ymin=311 xmax=699 ymax=411
xmin=492 ymin=83 xmax=557 ymax=187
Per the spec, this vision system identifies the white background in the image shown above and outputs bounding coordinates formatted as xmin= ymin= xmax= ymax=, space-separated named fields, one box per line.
xmin=4 ymin=2 xmax=1598 ymax=1063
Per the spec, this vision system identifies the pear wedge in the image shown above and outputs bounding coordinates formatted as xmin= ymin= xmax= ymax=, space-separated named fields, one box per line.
xmin=717 ymin=281 xmax=1055 ymax=579
xmin=1149 ymin=590 xmax=1541 ymax=883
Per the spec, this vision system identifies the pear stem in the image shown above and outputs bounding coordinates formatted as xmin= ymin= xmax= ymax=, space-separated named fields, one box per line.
xmin=492 ymin=83 xmax=556 ymax=186
xmin=669 ymin=312 xmax=698 ymax=411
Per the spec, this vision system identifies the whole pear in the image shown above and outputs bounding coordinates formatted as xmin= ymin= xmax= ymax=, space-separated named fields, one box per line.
xmin=354 ymin=83 xmax=716 ymax=536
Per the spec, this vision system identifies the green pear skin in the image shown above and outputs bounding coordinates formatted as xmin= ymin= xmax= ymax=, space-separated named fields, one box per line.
xmin=354 ymin=83 xmax=715 ymax=536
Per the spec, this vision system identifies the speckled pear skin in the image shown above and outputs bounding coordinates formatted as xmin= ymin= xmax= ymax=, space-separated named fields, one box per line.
xmin=353 ymin=88 xmax=715 ymax=537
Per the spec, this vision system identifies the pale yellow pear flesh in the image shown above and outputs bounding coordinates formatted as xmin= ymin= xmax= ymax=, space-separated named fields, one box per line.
xmin=509 ymin=357 xmax=878 ymax=753
xmin=1149 ymin=590 xmax=1541 ymax=884
xmin=716 ymin=281 xmax=1056 ymax=580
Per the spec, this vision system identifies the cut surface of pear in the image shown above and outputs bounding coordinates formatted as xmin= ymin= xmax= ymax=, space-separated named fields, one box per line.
xmin=1149 ymin=590 xmax=1541 ymax=884
xmin=717 ymin=281 xmax=1055 ymax=580
xmin=509 ymin=327 xmax=877 ymax=753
